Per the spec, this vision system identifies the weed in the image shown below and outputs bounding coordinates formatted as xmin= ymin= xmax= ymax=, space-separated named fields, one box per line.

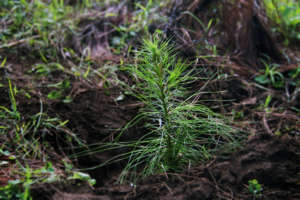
xmin=255 ymin=61 xmax=284 ymax=88
xmin=0 ymin=162 xmax=60 ymax=200
xmin=248 ymin=179 xmax=263 ymax=200
xmin=0 ymin=179 xmax=31 ymax=200
xmin=231 ymin=109 xmax=244 ymax=120
xmin=47 ymin=79 xmax=71 ymax=102
xmin=67 ymin=171 xmax=96 ymax=187
xmin=255 ymin=61 xmax=300 ymax=105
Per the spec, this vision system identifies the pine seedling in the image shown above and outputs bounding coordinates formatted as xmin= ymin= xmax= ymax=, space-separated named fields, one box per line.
xmin=82 ymin=34 xmax=239 ymax=183
xmin=115 ymin=34 xmax=237 ymax=182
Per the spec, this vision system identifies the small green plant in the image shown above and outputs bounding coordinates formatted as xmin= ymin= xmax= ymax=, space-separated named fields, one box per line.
xmin=248 ymin=179 xmax=263 ymax=199
xmin=47 ymin=79 xmax=71 ymax=102
xmin=288 ymin=67 xmax=300 ymax=88
xmin=255 ymin=61 xmax=284 ymax=88
xmin=67 ymin=172 xmax=96 ymax=187
xmin=231 ymin=109 xmax=244 ymax=120
xmin=264 ymin=94 xmax=272 ymax=113
xmin=0 ymin=162 xmax=59 ymax=200
xmin=0 ymin=179 xmax=31 ymax=200
xmin=83 ymin=34 xmax=239 ymax=183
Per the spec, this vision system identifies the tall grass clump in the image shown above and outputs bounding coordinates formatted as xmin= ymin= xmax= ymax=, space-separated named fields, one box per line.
xmin=93 ymin=34 xmax=238 ymax=183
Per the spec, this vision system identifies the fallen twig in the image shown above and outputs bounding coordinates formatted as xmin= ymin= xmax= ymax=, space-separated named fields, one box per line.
xmin=0 ymin=35 xmax=40 ymax=49
xmin=263 ymin=113 xmax=273 ymax=135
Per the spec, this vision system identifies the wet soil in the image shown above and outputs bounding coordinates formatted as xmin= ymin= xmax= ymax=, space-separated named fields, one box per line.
xmin=1 ymin=59 xmax=299 ymax=200
xmin=32 ymin=133 xmax=300 ymax=200
xmin=26 ymin=76 xmax=299 ymax=200
xmin=2 ymin=53 xmax=299 ymax=200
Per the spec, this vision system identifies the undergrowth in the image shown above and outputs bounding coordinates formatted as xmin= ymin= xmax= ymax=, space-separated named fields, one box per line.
xmin=263 ymin=0 xmax=300 ymax=44
xmin=0 ymin=0 xmax=75 ymax=60
xmin=0 ymin=77 xmax=92 ymax=199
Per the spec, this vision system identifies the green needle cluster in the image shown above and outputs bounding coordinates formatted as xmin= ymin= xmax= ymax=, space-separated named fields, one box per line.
xmin=114 ymin=34 xmax=238 ymax=182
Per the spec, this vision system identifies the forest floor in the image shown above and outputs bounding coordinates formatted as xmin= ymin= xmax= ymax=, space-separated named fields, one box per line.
xmin=0 ymin=1 xmax=299 ymax=200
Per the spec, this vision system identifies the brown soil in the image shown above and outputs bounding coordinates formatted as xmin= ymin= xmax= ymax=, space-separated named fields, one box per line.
xmin=2 ymin=58 xmax=300 ymax=199
xmin=32 ymin=134 xmax=300 ymax=200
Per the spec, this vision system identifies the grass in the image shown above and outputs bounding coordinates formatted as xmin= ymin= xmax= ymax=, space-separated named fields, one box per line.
xmin=0 ymin=77 xmax=87 ymax=199
xmin=0 ymin=2 xmax=134 ymax=197
xmin=0 ymin=0 xmax=73 ymax=57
